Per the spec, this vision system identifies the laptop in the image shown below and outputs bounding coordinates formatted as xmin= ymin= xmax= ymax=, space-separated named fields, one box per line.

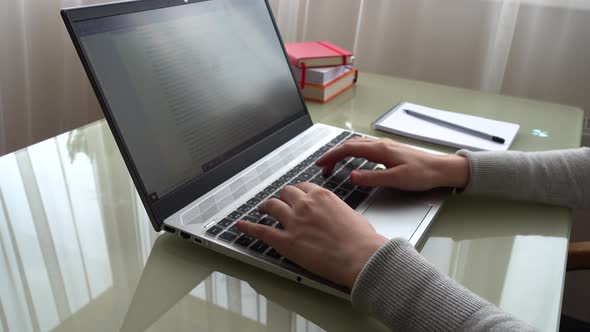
xmin=61 ymin=0 xmax=448 ymax=299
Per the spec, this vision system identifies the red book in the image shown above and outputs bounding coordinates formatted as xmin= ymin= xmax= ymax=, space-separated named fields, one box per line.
xmin=285 ymin=41 xmax=353 ymax=68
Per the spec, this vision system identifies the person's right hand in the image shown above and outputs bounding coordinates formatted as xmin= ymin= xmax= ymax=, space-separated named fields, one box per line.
xmin=316 ymin=137 xmax=469 ymax=191
xmin=237 ymin=182 xmax=388 ymax=289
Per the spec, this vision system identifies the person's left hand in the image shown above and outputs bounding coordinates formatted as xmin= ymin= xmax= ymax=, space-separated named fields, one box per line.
xmin=236 ymin=182 xmax=388 ymax=288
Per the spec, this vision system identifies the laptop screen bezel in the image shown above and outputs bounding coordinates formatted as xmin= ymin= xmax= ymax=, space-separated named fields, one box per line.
xmin=61 ymin=0 xmax=313 ymax=231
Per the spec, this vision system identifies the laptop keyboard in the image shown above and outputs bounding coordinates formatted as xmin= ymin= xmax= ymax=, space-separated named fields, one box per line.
xmin=205 ymin=131 xmax=380 ymax=274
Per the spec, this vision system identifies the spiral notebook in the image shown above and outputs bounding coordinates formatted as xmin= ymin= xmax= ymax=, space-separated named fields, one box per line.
xmin=372 ymin=102 xmax=520 ymax=151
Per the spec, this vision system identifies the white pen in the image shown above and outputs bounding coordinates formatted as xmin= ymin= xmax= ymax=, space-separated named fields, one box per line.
xmin=404 ymin=109 xmax=506 ymax=144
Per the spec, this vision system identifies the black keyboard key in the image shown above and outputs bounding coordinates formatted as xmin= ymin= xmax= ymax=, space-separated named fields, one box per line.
xmin=228 ymin=225 xmax=241 ymax=234
xmin=258 ymin=217 xmax=274 ymax=226
xmin=340 ymin=164 xmax=353 ymax=174
xmin=298 ymin=172 xmax=313 ymax=180
xmin=349 ymin=158 xmax=366 ymax=168
xmin=344 ymin=191 xmax=369 ymax=209
xmin=294 ymin=164 xmax=306 ymax=172
xmin=247 ymin=198 xmax=261 ymax=206
xmin=265 ymin=248 xmax=282 ymax=260
xmin=217 ymin=218 xmax=233 ymax=228
xmin=305 ymin=165 xmax=322 ymax=175
xmin=316 ymin=172 xmax=331 ymax=180
xmin=263 ymin=185 xmax=278 ymax=194
xmin=289 ymin=178 xmax=305 ymax=185
xmin=275 ymin=223 xmax=284 ymax=230
xmin=243 ymin=216 xmax=259 ymax=223
xmin=228 ymin=211 xmax=243 ymax=220
xmin=323 ymin=181 xmax=339 ymax=191
xmin=300 ymin=159 xmax=312 ymax=167
xmin=235 ymin=235 xmax=255 ymax=247
xmin=334 ymin=188 xmax=350 ymax=198
xmin=219 ymin=232 xmax=238 ymax=242
xmin=237 ymin=204 xmax=251 ymax=213
xmin=341 ymin=182 xmax=355 ymax=191
xmin=279 ymin=174 xmax=291 ymax=182
xmin=337 ymin=131 xmax=352 ymax=139
xmin=333 ymin=161 xmax=347 ymax=171
xmin=357 ymin=185 xmax=373 ymax=193
xmin=348 ymin=133 xmax=362 ymax=140
xmin=271 ymin=193 xmax=280 ymax=199
xmin=272 ymin=179 xmax=285 ymax=187
xmin=305 ymin=155 xmax=316 ymax=163
xmin=343 ymin=161 xmax=357 ymax=170
xmin=255 ymin=191 xmax=269 ymax=200
xmin=286 ymin=169 xmax=298 ymax=177
xmin=329 ymin=169 xmax=351 ymax=184
xmin=250 ymin=240 xmax=269 ymax=253
xmin=248 ymin=210 xmax=263 ymax=219
xmin=309 ymin=178 xmax=324 ymax=186
xmin=206 ymin=226 xmax=223 ymax=237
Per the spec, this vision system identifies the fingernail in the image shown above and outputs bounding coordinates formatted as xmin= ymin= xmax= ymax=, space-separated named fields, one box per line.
xmin=350 ymin=170 xmax=360 ymax=182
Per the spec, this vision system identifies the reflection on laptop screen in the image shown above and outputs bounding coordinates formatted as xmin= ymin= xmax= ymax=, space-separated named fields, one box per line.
xmin=75 ymin=0 xmax=305 ymax=198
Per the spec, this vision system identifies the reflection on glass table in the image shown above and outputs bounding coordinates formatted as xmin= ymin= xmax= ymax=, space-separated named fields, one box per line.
xmin=122 ymin=233 xmax=387 ymax=332
xmin=2 ymin=123 xmax=380 ymax=332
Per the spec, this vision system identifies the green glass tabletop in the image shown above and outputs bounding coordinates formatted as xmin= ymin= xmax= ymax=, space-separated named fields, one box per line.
xmin=0 ymin=73 xmax=582 ymax=332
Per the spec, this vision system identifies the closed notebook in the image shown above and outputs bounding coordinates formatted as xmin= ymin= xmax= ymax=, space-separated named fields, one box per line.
xmin=372 ymin=102 xmax=520 ymax=151
xmin=285 ymin=41 xmax=353 ymax=68
xmin=301 ymin=69 xmax=358 ymax=103
xmin=292 ymin=64 xmax=353 ymax=85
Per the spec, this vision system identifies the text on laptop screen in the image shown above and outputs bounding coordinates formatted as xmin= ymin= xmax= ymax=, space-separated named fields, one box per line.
xmin=75 ymin=0 xmax=306 ymax=198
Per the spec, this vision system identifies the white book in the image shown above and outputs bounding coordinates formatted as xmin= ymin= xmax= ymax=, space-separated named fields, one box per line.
xmin=372 ymin=102 xmax=520 ymax=151
xmin=292 ymin=64 xmax=354 ymax=85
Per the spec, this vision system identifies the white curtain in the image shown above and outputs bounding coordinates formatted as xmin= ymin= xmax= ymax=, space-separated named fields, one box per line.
xmin=271 ymin=0 xmax=590 ymax=104
xmin=0 ymin=0 xmax=105 ymax=156
xmin=1 ymin=0 xmax=589 ymax=156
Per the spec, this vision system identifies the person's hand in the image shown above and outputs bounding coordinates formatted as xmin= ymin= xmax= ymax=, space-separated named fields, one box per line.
xmin=316 ymin=137 xmax=469 ymax=191
xmin=236 ymin=183 xmax=388 ymax=288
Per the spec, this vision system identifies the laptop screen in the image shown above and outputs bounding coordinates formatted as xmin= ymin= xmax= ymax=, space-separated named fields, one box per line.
xmin=74 ymin=0 xmax=306 ymax=198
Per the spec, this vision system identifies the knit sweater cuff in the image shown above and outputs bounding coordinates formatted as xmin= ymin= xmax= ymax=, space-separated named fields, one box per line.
xmin=456 ymin=149 xmax=519 ymax=195
xmin=456 ymin=148 xmax=590 ymax=208
xmin=351 ymin=238 xmax=488 ymax=331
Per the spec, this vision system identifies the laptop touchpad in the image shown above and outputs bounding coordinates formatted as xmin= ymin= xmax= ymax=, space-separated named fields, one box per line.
xmin=362 ymin=189 xmax=432 ymax=240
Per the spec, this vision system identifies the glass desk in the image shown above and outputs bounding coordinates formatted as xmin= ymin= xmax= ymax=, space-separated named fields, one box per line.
xmin=0 ymin=73 xmax=583 ymax=331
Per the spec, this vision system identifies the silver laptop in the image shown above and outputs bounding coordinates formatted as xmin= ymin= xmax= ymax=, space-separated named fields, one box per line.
xmin=62 ymin=0 xmax=448 ymax=299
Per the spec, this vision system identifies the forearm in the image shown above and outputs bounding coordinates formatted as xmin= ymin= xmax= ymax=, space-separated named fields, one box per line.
xmin=457 ymin=147 xmax=590 ymax=208
xmin=351 ymin=239 xmax=536 ymax=331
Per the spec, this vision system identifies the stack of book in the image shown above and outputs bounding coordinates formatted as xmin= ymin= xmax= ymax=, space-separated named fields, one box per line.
xmin=285 ymin=41 xmax=357 ymax=103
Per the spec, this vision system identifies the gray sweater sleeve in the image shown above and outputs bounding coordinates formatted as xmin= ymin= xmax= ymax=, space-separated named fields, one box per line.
xmin=351 ymin=147 xmax=590 ymax=331
xmin=457 ymin=147 xmax=590 ymax=209
xmin=352 ymin=239 xmax=536 ymax=331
